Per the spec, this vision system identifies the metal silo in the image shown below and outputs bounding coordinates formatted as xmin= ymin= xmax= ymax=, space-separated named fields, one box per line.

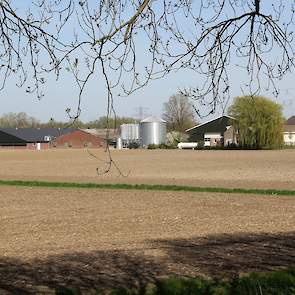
xmin=120 ymin=123 xmax=139 ymax=147
xmin=140 ymin=116 xmax=166 ymax=147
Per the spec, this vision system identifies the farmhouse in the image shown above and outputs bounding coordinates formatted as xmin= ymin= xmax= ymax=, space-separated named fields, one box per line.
xmin=186 ymin=115 xmax=238 ymax=147
xmin=186 ymin=115 xmax=295 ymax=147
xmin=284 ymin=116 xmax=295 ymax=146
xmin=0 ymin=128 xmax=104 ymax=149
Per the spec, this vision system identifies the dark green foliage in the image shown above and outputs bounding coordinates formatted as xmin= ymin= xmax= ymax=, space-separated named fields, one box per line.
xmin=232 ymin=269 xmax=295 ymax=295
xmin=147 ymin=144 xmax=158 ymax=149
xmin=147 ymin=143 xmax=176 ymax=149
xmin=155 ymin=277 xmax=208 ymax=295
xmin=50 ymin=268 xmax=295 ymax=295
xmin=128 ymin=142 xmax=140 ymax=149
xmin=110 ymin=288 xmax=138 ymax=295
xmin=155 ymin=277 xmax=230 ymax=295
xmin=55 ymin=287 xmax=80 ymax=295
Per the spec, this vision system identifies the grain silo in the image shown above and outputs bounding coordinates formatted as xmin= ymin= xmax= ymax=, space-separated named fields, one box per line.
xmin=140 ymin=116 xmax=166 ymax=147
xmin=120 ymin=123 xmax=139 ymax=147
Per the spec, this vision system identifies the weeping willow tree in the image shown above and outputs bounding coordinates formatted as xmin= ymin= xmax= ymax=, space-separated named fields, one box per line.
xmin=229 ymin=96 xmax=284 ymax=149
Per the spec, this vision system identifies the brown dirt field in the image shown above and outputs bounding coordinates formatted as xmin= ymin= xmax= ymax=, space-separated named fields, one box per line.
xmin=1 ymin=186 xmax=295 ymax=293
xmin=0 ymin=148 xmax=294 ymax=189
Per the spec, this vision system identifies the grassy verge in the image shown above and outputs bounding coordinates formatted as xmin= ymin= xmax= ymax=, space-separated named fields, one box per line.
xmin=0 ymin=179 xmax=294 ymax=196
xmin=55 ymin=268 xmax=295 ymax=294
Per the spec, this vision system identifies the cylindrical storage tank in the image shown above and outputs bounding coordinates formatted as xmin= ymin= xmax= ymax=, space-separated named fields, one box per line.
xmin=120 ymin=124 xmax=139 ymax=141
xmin=116 ymin=137 xmax=123 ymax=149
xmin=177 ymin=142 xmax=198 ymax=149
xmin=140 ymin=116 xmax=166 ymax=147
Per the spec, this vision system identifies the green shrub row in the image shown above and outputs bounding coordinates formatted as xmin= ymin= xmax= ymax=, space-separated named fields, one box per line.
xmin=147 ymin=143 xmax=176 ymax=149
xmin=56 ymin=268 xmax=295 ymax=295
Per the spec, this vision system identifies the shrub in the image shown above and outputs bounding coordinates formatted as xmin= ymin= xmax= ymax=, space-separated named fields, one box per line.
xmin=155 ymin=277 xmax=210 ymax=295
xmin=232 ymin=269 xmax=295 ymax=295
xmin=147 ymin=143 xmax=176 ymax=149
xmin=53 ymin=268 xmax=295 ymax=295
xmin=128 ymin=142 xmax=140 ymax=149
xmin=147 ymin=144 xmax=158 ymax=149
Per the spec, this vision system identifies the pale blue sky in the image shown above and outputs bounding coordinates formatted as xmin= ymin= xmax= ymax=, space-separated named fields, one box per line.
xmin=1 ymin=1 xmax=294 ymax=123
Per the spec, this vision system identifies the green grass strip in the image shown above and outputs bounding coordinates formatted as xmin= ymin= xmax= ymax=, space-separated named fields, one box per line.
xmin=0 ymin=179 xmax=294 ymax=196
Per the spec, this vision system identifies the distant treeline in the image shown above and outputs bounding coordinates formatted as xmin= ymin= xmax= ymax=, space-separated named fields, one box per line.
xmin=0 ymin=112 xmax=137 ymax=129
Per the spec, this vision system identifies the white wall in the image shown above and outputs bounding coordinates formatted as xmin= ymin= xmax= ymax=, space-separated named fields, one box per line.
xmin=284 ymin=132 xmax=295 ymax=145
xmin=204 ymin=133 xmax=222 ymax=139
xmin=204 ymin=133 xmax=222 ymax=147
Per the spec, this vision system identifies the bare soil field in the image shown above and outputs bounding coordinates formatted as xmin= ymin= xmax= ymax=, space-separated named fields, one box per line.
xmin=0 ymin=148 xmax=294 ymax=189
xmin=1 ymin=149 xmax=295 ymax=293
xmin=1 ymin=186 xmax=295 ymax=293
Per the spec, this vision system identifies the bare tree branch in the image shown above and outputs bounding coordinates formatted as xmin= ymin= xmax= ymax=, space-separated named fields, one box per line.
xmin=0 ymin=0 xmax=294 ymax=172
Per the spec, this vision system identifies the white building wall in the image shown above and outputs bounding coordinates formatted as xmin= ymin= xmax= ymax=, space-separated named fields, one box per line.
xmin=204 ymin=133 xmax=222 ymax=147
xmin=284 ymin=132 xmax=295 ymax=145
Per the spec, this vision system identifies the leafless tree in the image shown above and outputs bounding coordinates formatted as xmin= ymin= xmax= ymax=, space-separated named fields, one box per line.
xmin=163 ymin=94 xmax=196 ymax=133
xmin=0 ymin=0 xmax=294 ymax=172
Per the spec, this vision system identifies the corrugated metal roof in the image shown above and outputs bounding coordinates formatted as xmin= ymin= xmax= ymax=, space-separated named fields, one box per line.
xmin=0 ymin=128 xmax=76 ymax=142
xmin=140 ymin=116 xmax=166 ymax=123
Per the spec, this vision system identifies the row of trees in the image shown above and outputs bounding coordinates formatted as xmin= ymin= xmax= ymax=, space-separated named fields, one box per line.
xmin=0 ymin=113 xmax=136 ymax=129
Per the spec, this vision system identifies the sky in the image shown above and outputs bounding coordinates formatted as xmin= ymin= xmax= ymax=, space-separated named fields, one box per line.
xmin=0 ymin=0 xmax=294 ymax=123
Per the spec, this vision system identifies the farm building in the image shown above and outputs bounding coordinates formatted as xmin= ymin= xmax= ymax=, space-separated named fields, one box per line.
xmin=284 ymin=116 xmax=295 ymax=146
xmin=50 ymin=129 xmax=105 ymax=148
xmin=186 ymin=115 xmax=238 ymax=147
xmin=0 ymin=128 xmax=104 ymax=149
xmin=187 ymin=115 xmax=295 ymax=147
xmin=82 ymin=128 xmax=119 ymax=147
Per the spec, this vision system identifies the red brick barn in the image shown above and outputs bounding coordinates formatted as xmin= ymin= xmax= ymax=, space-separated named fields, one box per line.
xmin=50 ymin=129 xmax=105 ymax=148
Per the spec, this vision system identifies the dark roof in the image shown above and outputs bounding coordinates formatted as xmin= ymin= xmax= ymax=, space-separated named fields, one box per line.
xmin=286 ymin=116 xmax=295 ymax=125
xmin=186 ymin=115 xmax=235 ymax=142
xmin=186 ymin=115 xmax=234 ymax=134
xmin=0 ymin=128 xmax=76 ymax=143
xmin=0 ymin=130 xmax=27 ymax=145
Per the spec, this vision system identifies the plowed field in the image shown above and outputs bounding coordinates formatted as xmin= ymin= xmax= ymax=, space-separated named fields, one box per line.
xmin=0 ymin=148 xmax=294 ymax=189
xmin=1 ymin=149 xmax=295 ymax=293
xmin=1 ymin=186 xmax=295 ymax=293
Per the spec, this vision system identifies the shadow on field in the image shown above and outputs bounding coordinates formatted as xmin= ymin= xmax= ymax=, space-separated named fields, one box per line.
xmin=156 ymin=231 xmax=295 ymax=279
xmin=1 ymin=231 xmax=295 ymax=294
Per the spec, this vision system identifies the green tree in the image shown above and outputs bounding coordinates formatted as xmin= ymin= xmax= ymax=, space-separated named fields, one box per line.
xmin=229 ymin=96 xmax=284 ymax=149
xmin=163 ymin=94 xmax=197 ymax=133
